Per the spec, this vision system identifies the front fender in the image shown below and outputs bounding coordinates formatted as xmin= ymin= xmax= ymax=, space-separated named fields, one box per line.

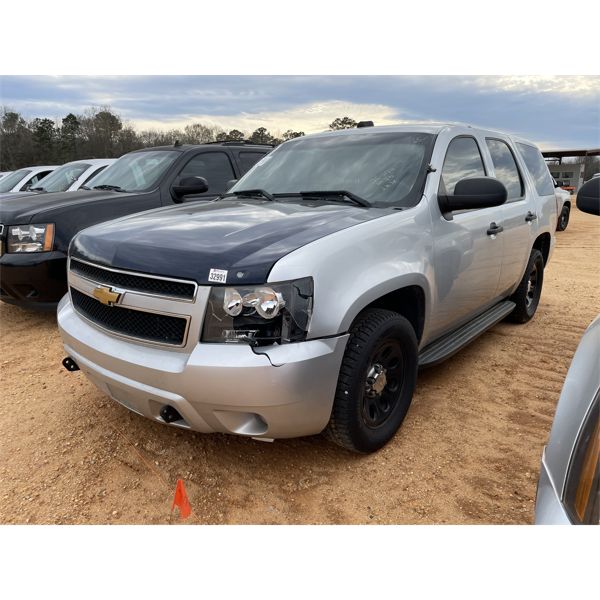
xmin=267 ymin=206 xmax=434 ymax=340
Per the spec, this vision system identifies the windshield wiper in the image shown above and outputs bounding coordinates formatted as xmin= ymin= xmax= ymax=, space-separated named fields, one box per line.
xmin=79 ymin=185 xmax=90 ymax=190
xmin=231 ymin=189 xmax=275 ymax=201
xmin=93 ymin=184 xmax=128 ymax=193
xmin=30 ymin=187 xmax=46 ymax=192
xmin=298 ymin=190 xmax=370 ymax=207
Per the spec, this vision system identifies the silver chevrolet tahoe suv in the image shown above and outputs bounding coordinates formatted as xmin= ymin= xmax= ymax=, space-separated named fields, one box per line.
xmin=58 ymin=124 xmax=557 ymax=453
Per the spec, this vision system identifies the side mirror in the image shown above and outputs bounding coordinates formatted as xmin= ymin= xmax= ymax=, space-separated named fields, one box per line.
xmin=439 ymin=177 xmax=507 ymax=215
xmin=554 ymin=179 xmax=564 ymax=188
xmin=576 ymin=177 xmax=600 ymax=216
xmin=226 ymin=179 xmax=238 ymax=191
xmin=171 ymin=176 xmax=208 ymax=201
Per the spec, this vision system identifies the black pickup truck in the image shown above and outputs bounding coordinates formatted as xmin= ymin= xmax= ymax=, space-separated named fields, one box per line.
xmin=0 ymin=141 xmax=272 ymax=309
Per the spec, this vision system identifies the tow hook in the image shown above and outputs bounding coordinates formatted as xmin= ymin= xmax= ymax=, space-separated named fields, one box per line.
xmin=62 ymin=357 xmax=80 ymax=372
xmin=160 ymin=405 xmax=183 ymax=423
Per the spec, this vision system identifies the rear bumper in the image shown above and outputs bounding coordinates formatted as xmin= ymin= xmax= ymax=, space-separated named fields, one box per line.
xmin=57 ymin=294 xmax=349 ymax=439
xmin=0 ymin=251 xmax=67 ymax=307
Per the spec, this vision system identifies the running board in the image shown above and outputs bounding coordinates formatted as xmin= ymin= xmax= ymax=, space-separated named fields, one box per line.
xmin=418 ymin=300 xmax=515 ymax=368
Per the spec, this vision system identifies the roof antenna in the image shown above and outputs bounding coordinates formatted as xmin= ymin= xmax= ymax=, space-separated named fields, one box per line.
xmin=356 ymin=121 xmax=374 ymax=128
xmin=174 ymin=139 xmax=181 ymax=147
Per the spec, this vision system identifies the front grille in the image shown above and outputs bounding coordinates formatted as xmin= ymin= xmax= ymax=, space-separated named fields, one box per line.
xmin=70 ymin=259 xmax=196 ymax=300
xmin=71 ymin=288 xmax=188 ymax=346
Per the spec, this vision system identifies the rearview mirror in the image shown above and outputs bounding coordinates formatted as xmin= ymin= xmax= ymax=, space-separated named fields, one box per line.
xmin=171 ymin=176 xmax=208 ymax=201
xmin=554 ymin=179 xmax=564 ymax=188
xmin=576 ymin=177 xmax=600 ymax=216
xmin=438 ymin=177 xmax=507 ymax=216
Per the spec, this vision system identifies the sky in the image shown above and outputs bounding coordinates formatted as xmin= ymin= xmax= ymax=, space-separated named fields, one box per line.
xmin=1 ymin=75 xmax=599 ymax=150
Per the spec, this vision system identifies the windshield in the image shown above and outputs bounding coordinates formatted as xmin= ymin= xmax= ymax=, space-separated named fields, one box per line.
xmin=86 ymin=150 xmax=179 ymax=192
xmin=232 ymin=132 xmax=436 ymax=207
xmin=0 ymin=169 xmax=31 ymax=192
xmin=33 ymin=162 xmax=91 ymax=192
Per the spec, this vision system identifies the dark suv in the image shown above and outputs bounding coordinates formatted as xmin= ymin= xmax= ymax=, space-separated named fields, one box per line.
xmin=0 ymin=141 xmax=272 ymax=308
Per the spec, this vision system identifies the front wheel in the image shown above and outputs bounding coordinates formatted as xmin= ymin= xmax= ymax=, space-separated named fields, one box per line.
xmin=325 ymin=308 xmax=418 ymax=453
xmin=507 ymin=248 xmax=544 ymax=323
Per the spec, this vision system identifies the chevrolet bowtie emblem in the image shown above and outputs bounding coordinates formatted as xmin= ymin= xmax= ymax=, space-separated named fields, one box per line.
xmin=92 ymin=285 xmax=121 ymax=306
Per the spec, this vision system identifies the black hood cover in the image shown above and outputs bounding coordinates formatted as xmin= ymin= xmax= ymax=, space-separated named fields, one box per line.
xmin=71 ymin=199 xmax=388 ymax=285
xmin=0 ymin=189 xmax=131 ymax=224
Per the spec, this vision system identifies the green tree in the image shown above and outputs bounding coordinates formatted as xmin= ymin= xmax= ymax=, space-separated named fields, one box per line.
xmin=227 ymin=129 xmax=245 ymax=141
xmin=282 ymin=129 xmax=305 ymax=141
xmin=80 ymin=107 xmax=123 ymax=157
xmin=183 ymin=123 xmax=217 ymax=144
xmin=329 ymin=116 xmax=357 ymax=130
xmin=216 ymin=129 xmax=246 ymax=142
xmin=31 ymin=118 xmax=57 ymax=163
xmin=59 ymin=113 xmax=82 ymax=162
xmin=0 ymin=109 xmax=34 ymax=169
xmin=248 ymin=126 xmax=274 ymax=144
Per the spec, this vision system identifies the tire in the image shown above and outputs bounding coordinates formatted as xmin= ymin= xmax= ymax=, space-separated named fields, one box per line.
xmin=325 ymin=308 xmax=418 ymax=453
xmin=556 ymin=204 xmax=570 ymax=231
xmin=507 ymin=249 xmax=544 ymax=323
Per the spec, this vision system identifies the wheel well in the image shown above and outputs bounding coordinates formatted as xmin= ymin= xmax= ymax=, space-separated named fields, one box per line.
xmin=357 ymin=285 xmax=425 ymax=343
xmin=533 ymin=232 xmax=551 ymax=265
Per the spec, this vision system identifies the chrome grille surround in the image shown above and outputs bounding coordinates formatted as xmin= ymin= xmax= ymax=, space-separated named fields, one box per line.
xmin=67 ymin=257 xmax=209 ymax=350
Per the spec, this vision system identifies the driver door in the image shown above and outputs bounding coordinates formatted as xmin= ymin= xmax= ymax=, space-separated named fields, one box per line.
xmin=428 ymin=135 xmax=505 ymax=338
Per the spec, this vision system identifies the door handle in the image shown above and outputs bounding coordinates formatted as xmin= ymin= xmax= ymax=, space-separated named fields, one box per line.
xmin=487 ymin=222 xmax=504 ymax=236
xmin=525 ymin=211 xmax=537 ymax=222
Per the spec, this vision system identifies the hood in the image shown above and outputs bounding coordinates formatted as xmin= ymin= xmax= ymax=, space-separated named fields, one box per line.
xmin=0 ymin=189 xmax=135 ymax=224
xmin=71 ymin=199 xmax=389 ymax=285
xmin=0 ymin=191 xmax=43 ymax=202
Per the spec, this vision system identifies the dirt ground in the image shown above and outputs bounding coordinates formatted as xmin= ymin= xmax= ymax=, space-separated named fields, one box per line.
xmin=1 ymin=206 xmax=598 ymax=525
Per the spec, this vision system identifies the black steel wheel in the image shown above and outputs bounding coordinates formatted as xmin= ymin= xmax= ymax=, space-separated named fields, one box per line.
xmin=556 ymin=205 xmax=570 ymax=231
xmin=508 ymin=248 xmax=544 ymax=323
xmin=325 ymin=308 xmax=418 ymax=453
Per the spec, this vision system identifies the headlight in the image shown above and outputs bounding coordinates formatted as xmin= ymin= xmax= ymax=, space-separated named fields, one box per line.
xmin=201 ymin=278 xmax=313 ymax=345
xmin=7 ymin=224 xmax=55 ymax=253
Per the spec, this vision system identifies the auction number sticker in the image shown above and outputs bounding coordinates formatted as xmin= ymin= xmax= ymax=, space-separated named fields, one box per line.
xmin=208 ymin=268 xmax=228 ymax=284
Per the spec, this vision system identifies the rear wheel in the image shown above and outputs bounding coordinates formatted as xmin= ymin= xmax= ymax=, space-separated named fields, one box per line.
xmin=556 ymin=204 xmax=570 ymax=231
xmin=507 ymin=248 xmax=544 ymax=323
xmin=325 ymin=308 xmax=418 ymax=453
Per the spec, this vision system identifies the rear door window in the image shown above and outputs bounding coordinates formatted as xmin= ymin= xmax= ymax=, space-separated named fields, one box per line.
xmin=486 ymin=139 xmax=524 ymax=201
xmin=516 ymin=143 xmax=555 ymax=196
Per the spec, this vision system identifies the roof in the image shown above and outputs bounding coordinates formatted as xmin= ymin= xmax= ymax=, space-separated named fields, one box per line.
xmin=134 ymin=141 xmax=273 ymax=153
xmin=298 ymin=123 xmax=536 ymax=146
xmin=61 ymin=158 xmax=117 ymax=166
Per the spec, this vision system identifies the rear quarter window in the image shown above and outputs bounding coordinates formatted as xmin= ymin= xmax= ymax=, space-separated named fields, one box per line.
xmin=516 ymin=142 xmax=555 ymax=196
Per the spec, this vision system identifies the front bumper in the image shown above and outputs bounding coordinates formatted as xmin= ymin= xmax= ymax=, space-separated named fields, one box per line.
xmin=0 ymin=250 xmax=67 ymax=308
xmin=58 ymin=294 xmax=349 ymax=439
